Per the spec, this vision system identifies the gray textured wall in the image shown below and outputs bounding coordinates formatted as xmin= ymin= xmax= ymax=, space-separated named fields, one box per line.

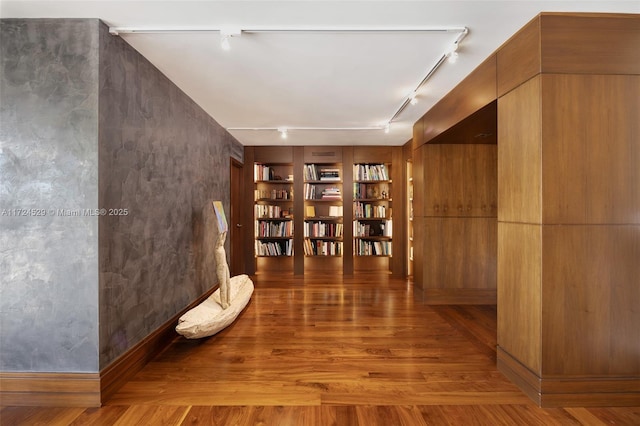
xmin=97 ymin=22 xmax=243 ymax=367
xmin=0 ymin=19 xmax=100 ymax=372
xmin=0 ymin=18 xmax=244 ymax=373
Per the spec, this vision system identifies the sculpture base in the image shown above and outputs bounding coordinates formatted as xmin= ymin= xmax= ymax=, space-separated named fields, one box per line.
xmin=175 ymin=274 xmax=254 ymax=339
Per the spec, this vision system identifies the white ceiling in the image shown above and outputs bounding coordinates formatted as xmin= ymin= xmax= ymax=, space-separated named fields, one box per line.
xmin=2 ymin=1 xmax=638 ymax=146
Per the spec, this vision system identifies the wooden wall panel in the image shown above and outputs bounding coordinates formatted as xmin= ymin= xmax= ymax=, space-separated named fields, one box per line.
xmin=353 ymin=146 xmax=394 ymax=164
xmin=415 ymin=54 xmax=497 ymax=147
xmin=541 ymin=225 xmax=640 ymax=376
xmin=412 ymin=216 xmax=424 ymax=288
xmin=497 ymin=76 xmax=542 ymax=225
xmin=412 ymin=118 xmax=424 ymax=150
xmin=303 ymin=146 xmax=343 ymax=163
xmin=423 ymin=144 xmax=497 ymax=218
xmin=540 ymin=13 xmax=640 ymax=76
xmin=412 ymin=145 xmax=425 ymax=219
xmin=497 ymin=16 xmax=541 ymax=97
xmin=0 ymin=372 xmax=100 ymax=407
xmin=256 ymin=257 xmax=294 ymax=273
xmin=497 ymin=222 xmax=542 ymax=374
xmin=496 ymin=13 xmax=640 ymax=98
xmin=252 ymin=146 xmax=293 ymax=163
xmin=541 ymin=74 xmax=640 ymax=224
xmin=427 ymin=101 xmax=497 ymax=145
xmin=422 ymin=217 xmax=497 ymax=290
xmin=468 ymin=144 xmax=498 ymax=218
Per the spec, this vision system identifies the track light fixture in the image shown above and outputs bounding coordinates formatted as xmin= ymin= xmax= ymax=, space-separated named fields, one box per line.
xmin=409 ymin=91 xmax=418 ymax=105
xmin=110 ymin=25 xmax=469 ymax=135
xmin=220 ymin=34 xmax=231 ymax=51
xmin=220 ymin=28 xmax=242 ymax=51
xmin=446 ymin=41 xmax=459 ymax=63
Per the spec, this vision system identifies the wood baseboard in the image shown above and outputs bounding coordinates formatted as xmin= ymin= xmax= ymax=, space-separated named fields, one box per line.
xmin=0 ymin=372 xmax=100 ymax=407
xmin=0 ymin=287 xmax=216 ymax=408
xmin=421 ymin=288 xmax=497 ymax=304
xmin=100 ymin=286 xmax=217 ymax=404
xmin=497 ymin=347 xmax=640 ymax=407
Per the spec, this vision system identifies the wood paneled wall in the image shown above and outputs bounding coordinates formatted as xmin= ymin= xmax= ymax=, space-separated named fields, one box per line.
xmin=495 ymin=13 xmax=640 ymax=407
xmin=412 ymin=142 xmax=498 ymax=304
xmin=412 ymin=12 xmax=639 ymax=407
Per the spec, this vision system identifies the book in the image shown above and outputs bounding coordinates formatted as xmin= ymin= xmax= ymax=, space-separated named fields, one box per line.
xmin=305 ymin=205 xmax=316 ymax=217
xmin=328 ymin=205 xmax=343 ymax=217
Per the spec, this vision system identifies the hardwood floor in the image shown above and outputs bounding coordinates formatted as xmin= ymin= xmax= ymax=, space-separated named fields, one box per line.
xmin=2 ymin=273 xmax=638 ymax=425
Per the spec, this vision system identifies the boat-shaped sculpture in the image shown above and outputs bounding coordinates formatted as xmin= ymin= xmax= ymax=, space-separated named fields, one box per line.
xmin=176 ymin=274 xmax=254 ymax=339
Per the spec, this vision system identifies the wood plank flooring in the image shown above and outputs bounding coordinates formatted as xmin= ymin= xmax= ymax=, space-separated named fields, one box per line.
xmin=2 ymin=273 xmax=639 ymax=425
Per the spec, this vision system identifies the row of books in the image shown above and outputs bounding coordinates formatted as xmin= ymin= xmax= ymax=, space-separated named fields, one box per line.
xmin=304 ymin=205 xmax=343 ymax=218
xmin=304 ymin=184 xmax=342 ymax=200
xmin=304 ymin=240 xmax=342 ymax=256
xmin=304 ymin=164 xmax=341 ymax=181
xmin=355 ymin=240 xmax=392 ymax=256
xmin=304 ymin=221 xmax=344 ymax=238
xmin=353 ymin=164 xmax=389 ymax=181
xmin=321 ymin=187 xmax=341 ymax=200
xmin=255 ymin=204 xmax=284 ymax=219
xmin=353 ymin=183 xmax=389 ymax=200
xmin=256 ymin=220 xmax=293 ymax=237
xmin=353 ymin=220 xmax=393 ymax=237
xmin=255 ymin=189 xmax=292 ymax=200
xmin=354 ymin=202 xmax=388 ymax=219
xmin=256 ymin=240 xmax=293 ymax=256
xmin=254 ymin=164 xmax=276 ymax=181
xmin=255 ymin=163 xmax=386 ymax=182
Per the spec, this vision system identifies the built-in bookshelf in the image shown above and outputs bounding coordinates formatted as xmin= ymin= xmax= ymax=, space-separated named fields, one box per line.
xmin=254 ymin=163 xmax=294 ymax=258
xmin=303 ymin=163 xmax=343 ymax=257
xmin=243 ymin=145 xmax=404 ymax=276
xmin=353 ymin=163 xmax=392 ymax=257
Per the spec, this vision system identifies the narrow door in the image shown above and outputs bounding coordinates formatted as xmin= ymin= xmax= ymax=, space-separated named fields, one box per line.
xmin=230 ymin=158 xmax=244 ymax=275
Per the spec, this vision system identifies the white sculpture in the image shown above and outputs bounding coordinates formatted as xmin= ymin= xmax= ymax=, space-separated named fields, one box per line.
xmin=215 ymin=231 xmax=231 ymax=309
xmin=175 ymin=201 xmax=254 ymax=339
xmin=175 ymin=274 xmax=254 ymax=339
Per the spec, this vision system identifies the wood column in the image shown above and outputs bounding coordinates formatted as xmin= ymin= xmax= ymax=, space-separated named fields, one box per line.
xmin=496 ymin=13 xmax=640 ymax=407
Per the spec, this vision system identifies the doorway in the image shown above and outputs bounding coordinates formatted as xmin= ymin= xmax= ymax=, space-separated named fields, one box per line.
xmin=230 ymin=158 xmax=244 ymax=275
